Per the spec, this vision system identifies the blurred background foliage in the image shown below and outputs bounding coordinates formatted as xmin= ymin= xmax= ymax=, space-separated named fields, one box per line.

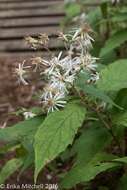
xmin=63 ymin=0 xmax=127 ymax=65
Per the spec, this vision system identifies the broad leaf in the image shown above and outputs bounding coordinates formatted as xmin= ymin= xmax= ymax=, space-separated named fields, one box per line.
xmin=97 ymin=59 xmax=127 ymax=92
xmin=0 ymin=158 xmax=23 ymax=184
xmin=34 ymin=102 xmax=86 ymax=182
xmin=76 ymin=72 xmax=118 ymax=107
xmin=71 ymin=124 xmax=112 ymax=164
xmin=60 ymin=153 xmax=120 ymax=189
xmin=0 ymin=116 xmax=44 ymax=142
xmin=100 ymin=29 xmax=127 ymax=57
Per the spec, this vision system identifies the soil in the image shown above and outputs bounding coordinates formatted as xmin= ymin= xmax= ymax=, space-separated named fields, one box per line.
xmin=0 ymin=57 xmax=52 ymax=187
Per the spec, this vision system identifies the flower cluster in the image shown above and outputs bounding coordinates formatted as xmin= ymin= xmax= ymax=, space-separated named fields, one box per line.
xmin=15 ymin=25 xmax=99 ymax=113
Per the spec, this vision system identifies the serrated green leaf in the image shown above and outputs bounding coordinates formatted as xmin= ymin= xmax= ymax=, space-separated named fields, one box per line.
xmin=34 ymin=102 xmax=86 ymax=183
xmin=0 ymin=116 xmax=44 ymax=143
xmin=0 ymin=158 xmax=23 ymax=184
xmin=97 ymin=59 xmax=127 ymax=92
xmin=100 ymin=29 xmax=127 ymax=57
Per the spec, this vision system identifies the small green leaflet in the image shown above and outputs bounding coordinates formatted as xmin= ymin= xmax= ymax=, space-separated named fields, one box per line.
xmin=34 ymin=102 xmax=86 ymax=183
xmin=100 ymin=29 xmax=127 ymax=57
xmin=97 ymin=59 xmax=127 ymax=92
xmin=0 ymin=158 xmax=23 ymax=184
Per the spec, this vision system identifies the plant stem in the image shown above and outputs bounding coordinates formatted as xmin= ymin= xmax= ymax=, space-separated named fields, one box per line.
xmin=95 ymin=109 xmax=123 ymax=155
xmin=74 ymin=87 xmax=123 ymax=155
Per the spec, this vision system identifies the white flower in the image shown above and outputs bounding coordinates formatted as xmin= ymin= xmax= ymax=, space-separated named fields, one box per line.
xmin=16 ymin=25 xmax=99 ymax=114
xmin=58 ymin=32 xmax=69 ymax=42
xmin=15 ymin=61 xmax=30 ymax=85
xmin=41 ymin=81 xmax=67 ymax=100
xmin=31 ymin=57 xmax=44 ymax=71
xmin=80 ymin=54 xmax=98 ymax=71
xmin=51 ymin=69 xmax=75 ymax=86
xmin=42 ymin=93 xmax=66 ymax=113
xmin=42 ymin=52 xmax=63 ymax=76
xmin=72 ymin=26 xmax=94 ymax=50
xmin=60 ymin=55 xmax=80 ymax=73
xmin=23 ymin=111 xmax=36 ymax=120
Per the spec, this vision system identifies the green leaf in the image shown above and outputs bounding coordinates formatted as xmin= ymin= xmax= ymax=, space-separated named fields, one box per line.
xmin=100 ymin=29 xmax=127 ymax=57
xmin=0 ymin=142 xmax=20 ymax=155
xmin=18 ymin=152 xmax=34 ymax=180
xmin=71 ymin=124 xmax=112 ymax=164
xmin=76 ymin=72 xmax=118 ymax=107
xmin=100 ymin=50 xmax=117 ymax=65
xmin=65 ymin=3 xmax=80 ymax=19
xmin=113 ymin=156 xmax=127 ymax=164
xmin=112 ymin=13 xmax=127 ymax=22
xmin=97 ymin=59 xmax=127 ymax=92
xmin=60 ymin=123 xmax=119 ymax=189
xmin=34 ymin=102 xmax=86 ymax=182
xmin=87 ymin=7 xmax=102 ymax=29
xmin=0 ymin=116 xmax=44 ymax=142
xmin=117 ymin=174 xmax=127 ymax=190
xmin=113 ymin=112 xmax=127 ymax=127
xmin=61 ymin=153 xmax=120 ymax=189
xmin=113 ymin=89 xmax=127 ymax=111
xmin=0 ymin=158 xmax=23 ymax=184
